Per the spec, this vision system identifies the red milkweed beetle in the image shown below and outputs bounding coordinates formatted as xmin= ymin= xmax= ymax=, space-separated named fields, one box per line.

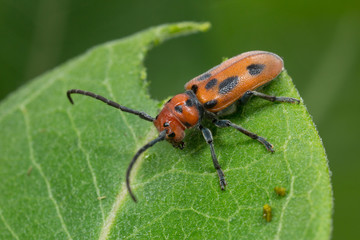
xmin=67 ymin=51 xmax=300 ymax=202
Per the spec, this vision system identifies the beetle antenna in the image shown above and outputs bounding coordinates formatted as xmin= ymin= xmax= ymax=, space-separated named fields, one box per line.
xmin=67 ymin=89 xmax=155 ymax=122
xmin=127 ymin=130 xmax=167 ymax=202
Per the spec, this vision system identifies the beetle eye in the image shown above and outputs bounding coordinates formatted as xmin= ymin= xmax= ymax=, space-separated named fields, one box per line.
xmin=163 ymin=122 xmax=170 ymax=127
xmin=168 ymin=132 xmax=175 ymax=138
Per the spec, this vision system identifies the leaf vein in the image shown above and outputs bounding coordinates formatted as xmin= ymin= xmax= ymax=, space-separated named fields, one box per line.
xmin=0 ymin=207 xmax=19 ymax=240
xmin=102 ymin=45 xmax=138 ymax=145
xmin=21 ymin=106 xmax=73 ymax=240
xmin=274 ymin=103 xmax=295 ymax=240
xmin=125 ymin=207 xmax=228 ymax=239
xmin=66 ymin=110 xmax=105 ymax=223
xmin=132 ymin=169 xmax=219 ymax=190
xmin=124 ymin=208 xmax=174 ymax=239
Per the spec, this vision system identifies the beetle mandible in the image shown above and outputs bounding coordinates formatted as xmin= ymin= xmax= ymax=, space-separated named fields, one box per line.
xmin=67 ymin=50 xmax=300 ymax=202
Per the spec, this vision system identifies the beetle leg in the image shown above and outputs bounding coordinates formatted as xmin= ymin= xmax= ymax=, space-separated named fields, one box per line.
xmin=212 ymin=119 xmax=274 ymax=152
xmin=238 ymin=90 xmax=253 ymax=105
xmin=241 ymin=91 xmax=300 ymax=104
xmin=199 ymin=125 xmax=227 ymax=190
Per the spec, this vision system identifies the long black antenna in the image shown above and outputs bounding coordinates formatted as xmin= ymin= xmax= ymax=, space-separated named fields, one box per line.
xmin=127 ymin=130 xmax=167 ymax=202
xmin=67 ymin=89 xmax=155 ymax=122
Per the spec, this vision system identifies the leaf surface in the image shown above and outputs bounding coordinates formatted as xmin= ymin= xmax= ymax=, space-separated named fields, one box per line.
xmin=0 ymin=22 xmax=332 ymax=239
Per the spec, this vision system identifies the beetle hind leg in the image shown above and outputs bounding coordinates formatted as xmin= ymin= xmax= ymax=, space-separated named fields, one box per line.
xmin=212 ymin=119 xmax=274 ymax=152
xmin=240 ymin=90 xmax=300 ymax=105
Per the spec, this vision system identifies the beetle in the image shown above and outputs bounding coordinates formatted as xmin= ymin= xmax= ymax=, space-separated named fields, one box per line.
xmin=67 ymin=51 xmax=300 ymax=202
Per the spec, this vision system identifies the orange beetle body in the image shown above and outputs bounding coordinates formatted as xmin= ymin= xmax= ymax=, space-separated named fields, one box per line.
xmin=67 ymin=50 xmax=299 ymax=202
xmin=185 ymin=51 xmax=284 ymax=112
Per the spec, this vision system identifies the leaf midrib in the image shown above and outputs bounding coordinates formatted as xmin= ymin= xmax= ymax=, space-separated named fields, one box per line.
xmin=99 ymin=128 xmax=157 ymax=240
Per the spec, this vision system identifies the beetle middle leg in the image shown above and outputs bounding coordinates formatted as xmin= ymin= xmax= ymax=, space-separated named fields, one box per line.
xmin=199 ymin=125 xmax=227 ymax=190
xmin=212 ymin=118 xmax=274 ymax=152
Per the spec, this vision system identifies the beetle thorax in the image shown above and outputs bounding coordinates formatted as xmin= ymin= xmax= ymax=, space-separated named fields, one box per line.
xmin=153 ymin=92 xmax=203 ymax=147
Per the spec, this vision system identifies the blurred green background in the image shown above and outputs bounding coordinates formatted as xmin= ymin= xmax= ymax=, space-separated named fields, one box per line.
xmin=1 ymin=0 xmax=359 ymax=239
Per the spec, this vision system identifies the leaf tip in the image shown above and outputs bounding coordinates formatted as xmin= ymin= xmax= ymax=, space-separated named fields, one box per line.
xmin=158 ymin=21 xmax=211 ymax=42
xmin=197 ymin=21 xmax=211 ymax=32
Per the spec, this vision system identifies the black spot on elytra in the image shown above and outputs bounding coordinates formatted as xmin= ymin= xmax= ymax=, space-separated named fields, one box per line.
xmin=191 ymin=85 xmax=198 ymax=94
xmin=185 ymin=99 xmax=193 ymax=107
xmin=174 ymin=105 xmax=183 ymax=113
xmin=197 ymin=72 xmax=211 ymax=81
xmin=184 ymin=122 xmax=191 ymax=128
xmin=168 ymin=132 xmax=175 ymax=138
xmin=205 ymin=78 xmax=218 ymax=90
xmin=166 ymin=98 xmax=172 ymax=103
xmin=163 ymin=122 xmax=169 ymax=127
xmin=204 ymin=99 xmax=218 ymax=109
xmin=218 ymin=76 xmax=239 ymax=94
xmin=247 ymin=64 xmax=265 ymax=75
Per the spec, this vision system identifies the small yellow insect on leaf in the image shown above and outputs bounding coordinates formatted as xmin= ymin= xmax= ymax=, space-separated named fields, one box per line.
xmin=274 ymin=186 xmax=287 ymax=197
xmin=263 ymin=204 xmax=272 ymax=222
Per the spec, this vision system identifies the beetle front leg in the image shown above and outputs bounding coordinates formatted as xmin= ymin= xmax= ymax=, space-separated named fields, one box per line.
xmin=212 ymin=119 xmax=274 ymax=152
xmin=199 ymin=125 xmax=227 ymax=190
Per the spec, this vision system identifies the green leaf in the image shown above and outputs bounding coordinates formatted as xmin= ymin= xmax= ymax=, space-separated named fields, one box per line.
xmin=0 ymin=22 xmax=332 ymax=239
